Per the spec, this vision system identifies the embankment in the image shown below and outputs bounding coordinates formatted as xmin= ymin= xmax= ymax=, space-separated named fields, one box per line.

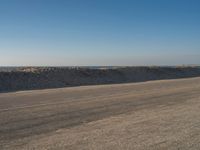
xmin=0 ymin=66 xmax=200 ymax=92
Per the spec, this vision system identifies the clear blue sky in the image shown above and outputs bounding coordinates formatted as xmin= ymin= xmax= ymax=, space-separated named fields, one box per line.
xmin=0 ymin=0 xmax=200 ymax=66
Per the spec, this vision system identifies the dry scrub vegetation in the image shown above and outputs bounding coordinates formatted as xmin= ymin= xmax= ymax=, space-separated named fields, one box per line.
xmin=0 ymin=66 xmax=200 ymax=92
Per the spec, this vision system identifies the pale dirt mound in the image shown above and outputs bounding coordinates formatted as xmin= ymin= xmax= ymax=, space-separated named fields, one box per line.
xmin=0 ymin=66 xmax=200 ymax=92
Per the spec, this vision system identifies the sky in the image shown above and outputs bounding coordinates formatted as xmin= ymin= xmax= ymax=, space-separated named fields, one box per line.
xmin=0 ymin=0 xmax=200 ymax=66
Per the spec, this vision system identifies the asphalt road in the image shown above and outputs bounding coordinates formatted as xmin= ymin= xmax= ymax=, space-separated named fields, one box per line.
xmin=1 ymin=77 xmax=200 ymax=150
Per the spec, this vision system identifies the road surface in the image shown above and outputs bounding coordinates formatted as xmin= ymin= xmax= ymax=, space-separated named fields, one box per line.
xmin=1 ymin=77 xmax=200 ymax=150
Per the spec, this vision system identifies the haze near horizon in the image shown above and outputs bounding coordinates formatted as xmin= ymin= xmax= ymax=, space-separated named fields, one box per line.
xmin=0 ymin=0 xmax=200 ymax=66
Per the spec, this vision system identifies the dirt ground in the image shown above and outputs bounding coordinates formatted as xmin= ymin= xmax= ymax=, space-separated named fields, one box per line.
xmin=0 ymin=77 xmax=200 ymax=150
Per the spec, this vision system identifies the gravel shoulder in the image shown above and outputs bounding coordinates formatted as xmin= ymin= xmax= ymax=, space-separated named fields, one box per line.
xmin=0 ymin=77 xmax=200 ymax=150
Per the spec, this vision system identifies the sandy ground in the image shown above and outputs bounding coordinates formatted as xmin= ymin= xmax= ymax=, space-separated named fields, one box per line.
xmin=0 ymin=77 xmax=200 ymax=150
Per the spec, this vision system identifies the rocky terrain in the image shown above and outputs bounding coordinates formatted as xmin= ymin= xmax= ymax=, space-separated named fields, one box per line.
xmin=0 ymin=66 xmax=200 ymax=92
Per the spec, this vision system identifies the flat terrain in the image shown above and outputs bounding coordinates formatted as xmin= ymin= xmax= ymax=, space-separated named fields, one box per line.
xmin=1 ymin=77 xmax=200 ymax=150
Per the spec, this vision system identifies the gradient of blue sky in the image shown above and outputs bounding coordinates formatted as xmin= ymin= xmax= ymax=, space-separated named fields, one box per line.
xmin=0 ymin=0 xmax=200 ymax=66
